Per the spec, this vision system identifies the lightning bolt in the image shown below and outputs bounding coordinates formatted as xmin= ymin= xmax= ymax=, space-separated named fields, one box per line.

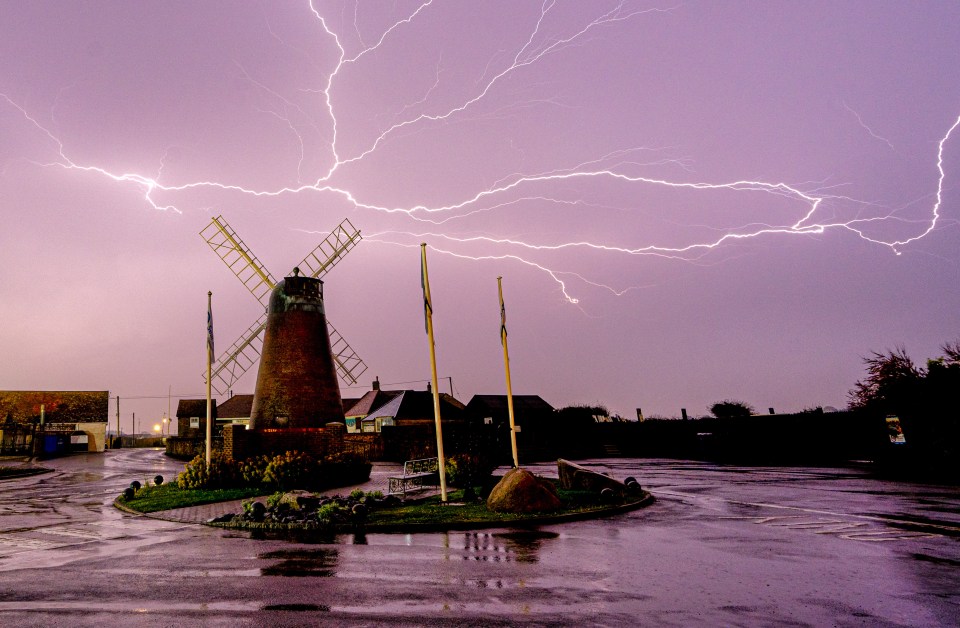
xmin=842 ymin=100 xmax=896 ymax=152
xmin=1 ymin=1 xmax=957 ymax=305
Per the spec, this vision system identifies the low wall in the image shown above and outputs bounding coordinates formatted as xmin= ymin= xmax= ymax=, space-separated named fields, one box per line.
xmin=165 ymin=436 xmax=223 ymax=460
xmin=223 ymin=423 xmax=346 ymax=460
xmin=344 ymin=433 xmax=383 ymax=460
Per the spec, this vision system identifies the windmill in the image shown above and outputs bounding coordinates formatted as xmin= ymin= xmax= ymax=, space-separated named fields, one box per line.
xmin=199 ymin=215 xmax=367 ymax=395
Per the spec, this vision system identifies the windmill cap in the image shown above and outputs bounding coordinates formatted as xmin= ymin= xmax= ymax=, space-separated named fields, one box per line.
xmin=269 ymin=273 xmax=324 ymax=313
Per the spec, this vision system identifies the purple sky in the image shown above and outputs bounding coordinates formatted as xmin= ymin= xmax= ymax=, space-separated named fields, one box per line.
xmin=2 ymin=1 xmax=959 ymax=432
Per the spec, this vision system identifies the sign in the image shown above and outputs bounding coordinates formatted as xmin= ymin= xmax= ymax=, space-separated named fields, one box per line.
xmin=886 ymin=415 xmax=906 ymax=444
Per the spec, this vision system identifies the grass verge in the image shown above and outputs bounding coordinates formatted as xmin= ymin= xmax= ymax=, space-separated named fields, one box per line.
xmin=364 ymin=488 xmax=650 ymax=529
xmin=122 ymin=483 xmax=270 ymax=513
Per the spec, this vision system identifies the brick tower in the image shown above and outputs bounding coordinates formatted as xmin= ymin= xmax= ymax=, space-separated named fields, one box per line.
xmin=249 ymin=268 xmax=344 ymax=430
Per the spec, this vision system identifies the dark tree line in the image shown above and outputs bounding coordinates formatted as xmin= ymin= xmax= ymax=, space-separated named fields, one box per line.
xmin=849 ymin=340 xmax=960 ymax=481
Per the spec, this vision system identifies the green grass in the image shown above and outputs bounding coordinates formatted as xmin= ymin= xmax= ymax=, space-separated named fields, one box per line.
xmin=121 ymin=483 xmax=270 ymax=513
xmin=365 ymin=487 xmax=644 ymax=527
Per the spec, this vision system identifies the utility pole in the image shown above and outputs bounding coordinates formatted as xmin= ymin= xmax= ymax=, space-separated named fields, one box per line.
xmin=132 ymin=412 xmax=135 ymax=442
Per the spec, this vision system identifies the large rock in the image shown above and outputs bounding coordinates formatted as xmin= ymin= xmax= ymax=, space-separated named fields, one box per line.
xmin=486 ymin=468 xmax=562 ymax=514
xmin=278 ymin=490 xmax=320 ymax=511
xmin=557 ymin=459 xmax=628 ymax=497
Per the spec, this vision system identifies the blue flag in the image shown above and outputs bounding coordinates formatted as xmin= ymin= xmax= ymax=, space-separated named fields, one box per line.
xmin=498 ymin=277 xmax=507 ymax=346
xmin=421 ymin=245 xmax=432 ymax=334
xmin=206 ymin=295 xmax=215 ymax=359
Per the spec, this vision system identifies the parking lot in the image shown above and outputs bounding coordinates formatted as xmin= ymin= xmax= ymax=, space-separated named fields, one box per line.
xmin=0 ymin=450 xmax=957 ymax=625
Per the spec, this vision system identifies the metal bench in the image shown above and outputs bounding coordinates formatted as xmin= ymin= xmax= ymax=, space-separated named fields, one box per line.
xmin=388 ymin=457 xmax=439 ymax=496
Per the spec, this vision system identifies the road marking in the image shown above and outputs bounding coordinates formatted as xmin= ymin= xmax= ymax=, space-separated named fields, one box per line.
xmin=654 ymin=489 xmax=957 ymax=540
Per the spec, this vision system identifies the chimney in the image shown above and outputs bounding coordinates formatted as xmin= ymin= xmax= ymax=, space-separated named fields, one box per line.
xmin=372 ymin=377 xmax=380 ymax=391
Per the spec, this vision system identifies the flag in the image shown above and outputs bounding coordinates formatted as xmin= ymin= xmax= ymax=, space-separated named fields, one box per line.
xmin=498 ymin=277 xmax=507 ymax=346
xmin=420 ymin=244 xmax=432 ymax=333
xmin=206 ymin=293 xmax=215 ymax=359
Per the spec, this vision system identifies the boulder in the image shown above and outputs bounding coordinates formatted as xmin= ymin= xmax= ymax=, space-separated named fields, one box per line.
xmin=278 ymin=490 xmax=320 ymax=511
xmin=486 ymin=468 xmax=562 ymax=514
xmin=557 ymin=459 xmax=629 ymax=497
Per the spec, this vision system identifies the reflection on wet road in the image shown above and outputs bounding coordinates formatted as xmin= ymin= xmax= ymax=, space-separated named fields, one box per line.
xmin=0 ymin=451 xmax=957 ymax=626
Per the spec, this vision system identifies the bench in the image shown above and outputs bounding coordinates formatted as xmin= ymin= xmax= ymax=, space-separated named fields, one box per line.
xmin=388 ymin=457 xmax=439 ymax=497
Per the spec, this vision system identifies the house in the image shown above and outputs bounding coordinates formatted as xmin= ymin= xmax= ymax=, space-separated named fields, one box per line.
xmin=0 ymin=390 xmax=109 ymax=453
xmin=215 ymin=394 xmax=254 ymax=430
xmin=358 ymin=389 xmax=466 ymax=433
xmin=465 ymin=394 xmax=555 ymax=430
xmin=466 ymin=395 xmax=557 ymax=461
xmin=176 ymin=399 xmax=215 ymax=438
xmin=343 ymin=379 xmax=401 ymax=433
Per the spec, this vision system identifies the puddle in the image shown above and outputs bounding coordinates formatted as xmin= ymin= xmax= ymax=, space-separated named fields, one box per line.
xmin=262 ymin=603 xmax=330 ymax=611
xmin=259 ymin=548 xmax=338 ymax=577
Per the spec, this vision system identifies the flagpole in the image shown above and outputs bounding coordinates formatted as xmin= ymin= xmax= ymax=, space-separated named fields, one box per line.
xmin=498 ymin=277 xmax=519 ymax=468
xmin=205 ymin=290 xmax=213 ymax=467
xmin=421 ymin=243 xmax=448 ymax=502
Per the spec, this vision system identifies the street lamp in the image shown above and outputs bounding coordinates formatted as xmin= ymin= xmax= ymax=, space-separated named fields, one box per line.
xmin=153 ymin=424 xmax=161 ymax=436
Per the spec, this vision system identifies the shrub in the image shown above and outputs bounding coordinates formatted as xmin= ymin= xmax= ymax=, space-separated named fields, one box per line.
xmin=446 ymin=452 xmax=496 ymax=488
xmin=315 ymin=501 xmax=349 ymax=525
xmin=177 ymin=452 xmax=241 ymax=489
xmin=265 ymin=491 xmax=285 ymax=509
xmin=239 ymin=455 xmax=270 ymax=486
xmin=263 ymin=451 xmax=318 ymax=490
xmin=709 ymin=400 xmax=755 ymax=418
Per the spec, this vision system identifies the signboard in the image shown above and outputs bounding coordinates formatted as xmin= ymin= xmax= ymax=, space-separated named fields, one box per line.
xmin=886 ymin=415 xmax=906 ymax=444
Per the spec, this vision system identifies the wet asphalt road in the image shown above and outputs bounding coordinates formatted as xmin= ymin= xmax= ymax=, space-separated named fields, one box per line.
xmin=0 ymin=450 xmax=958 ymax=626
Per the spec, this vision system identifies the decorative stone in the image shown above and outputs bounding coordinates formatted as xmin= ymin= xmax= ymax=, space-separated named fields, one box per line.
xmin=557 ymin=459 xmax=629 ymax=497
xmin=278 ymin=490 xmax=320 ymax=511
xmin=486 ymin=468 xmax=562 ymax=514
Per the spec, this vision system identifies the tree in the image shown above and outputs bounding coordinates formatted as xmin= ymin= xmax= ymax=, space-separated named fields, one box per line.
xmin=848 ymin=340 xmax=960 ymax=482
xmin=847 ymin=345 xmax=923 ymax=411
xmin=709 ymin=400 xmax=754 ymax=418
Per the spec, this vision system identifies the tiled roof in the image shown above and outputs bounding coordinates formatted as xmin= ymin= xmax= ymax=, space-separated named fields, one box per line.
xmin=216 ymin=394 xmax=254 ymax=419
xmin=364 ymin=390 xmax=466 ymax=422
xmin=466 ymin=395 xmax=555 ymax=417
xmin=176 ymin=399 xmax=213 ymax=418
xmin=345 ymin=389 xmax=401 ymax=417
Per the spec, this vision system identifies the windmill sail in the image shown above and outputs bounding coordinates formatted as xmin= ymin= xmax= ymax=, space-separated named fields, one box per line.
xmin=200 ymin=216 xmax=277 ymax=306
xmin=327 ymin=319 xmax=367 ymax=385
xmin=208 ymin=313 xmax=267 ymax=396
xmin=296 ymin=218 xmax=362 ymax=279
